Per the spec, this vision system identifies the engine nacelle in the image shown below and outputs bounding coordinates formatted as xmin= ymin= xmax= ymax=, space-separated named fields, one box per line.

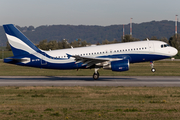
xmin=111 ymin=59 xmax=129 ymax=72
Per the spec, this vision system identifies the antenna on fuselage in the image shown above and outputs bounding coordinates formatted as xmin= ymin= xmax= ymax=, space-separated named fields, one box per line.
xmin=146 ymin=38 xmax=149 ymax=41
xmin=63 ymin=39 xmax=73 ymax=49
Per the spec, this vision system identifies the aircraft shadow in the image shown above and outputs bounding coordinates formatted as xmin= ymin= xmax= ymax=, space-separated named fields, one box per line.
xmin=0 ymin=76 xmax=136 ymax=81
xmin=0 ymin=76 xmax=179 ymax=82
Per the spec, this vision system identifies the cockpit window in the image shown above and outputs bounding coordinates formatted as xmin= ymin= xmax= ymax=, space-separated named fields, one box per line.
xmin=161 ymin=44 xmax=169 ymax=48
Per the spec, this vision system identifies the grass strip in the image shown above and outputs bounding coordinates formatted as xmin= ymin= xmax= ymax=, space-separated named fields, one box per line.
xmin=0 ymin=61 xmax=180 ymax=76
xmin=0 ymin=86 xmax=180 ymax=119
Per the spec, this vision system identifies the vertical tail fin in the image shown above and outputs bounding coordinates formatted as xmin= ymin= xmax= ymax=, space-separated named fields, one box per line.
xmin=3 ymin=24 xmax=40 ymax=56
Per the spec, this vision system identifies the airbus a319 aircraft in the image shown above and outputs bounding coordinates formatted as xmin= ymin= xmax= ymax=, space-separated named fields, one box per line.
xmin=3 ymin=24 xmax=178 ymax=79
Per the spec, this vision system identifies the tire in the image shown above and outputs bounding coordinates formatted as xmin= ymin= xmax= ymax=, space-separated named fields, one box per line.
xmin=151 ymin=68 xmax=156 ymax=72
xmin=93 ymin=72 xmax=99 ymax=80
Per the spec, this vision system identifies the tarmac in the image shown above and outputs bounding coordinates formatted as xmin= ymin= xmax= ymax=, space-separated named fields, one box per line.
xmin=0 ymin=76 xmax=179 ymax=87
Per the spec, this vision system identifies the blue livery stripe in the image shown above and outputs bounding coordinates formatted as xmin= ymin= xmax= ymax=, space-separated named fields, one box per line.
xmin=10 ymin=45 xmax=30 ymax=56
xmin=3 ymin=24 xmax=40 ymax=55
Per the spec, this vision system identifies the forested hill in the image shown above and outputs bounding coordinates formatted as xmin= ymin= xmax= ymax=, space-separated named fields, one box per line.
xmin=0 ymin=20 xmax=179 ymax=46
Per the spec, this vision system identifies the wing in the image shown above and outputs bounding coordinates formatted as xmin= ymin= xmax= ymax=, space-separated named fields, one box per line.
xmin=66 ymin=53 xmax=122 ymax=68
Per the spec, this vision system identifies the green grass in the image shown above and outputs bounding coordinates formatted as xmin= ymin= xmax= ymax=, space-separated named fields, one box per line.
xmin=174 ymin=51 xmax=180 ymax=59
xmin=0 ymin=86 xmax=179 ymax=119
xmin=0 ymin=50 xmax=13 ymax=59
xmin=0 ymin=60 xmax=180 ymax=76
xmin=0 ymin=51 xmax=179 ymax=119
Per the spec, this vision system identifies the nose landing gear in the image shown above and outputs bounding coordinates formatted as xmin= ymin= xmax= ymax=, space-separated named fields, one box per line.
xmin=150 ymin=61 xmax=156 ymax=72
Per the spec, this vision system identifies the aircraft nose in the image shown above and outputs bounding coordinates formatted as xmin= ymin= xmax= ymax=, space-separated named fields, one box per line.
xmin=171 ymin=47 xmax=178 ymax=56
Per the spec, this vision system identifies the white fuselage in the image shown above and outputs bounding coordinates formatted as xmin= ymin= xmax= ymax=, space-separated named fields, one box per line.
xmin=43 ymin=40 xmax=177 ymax=63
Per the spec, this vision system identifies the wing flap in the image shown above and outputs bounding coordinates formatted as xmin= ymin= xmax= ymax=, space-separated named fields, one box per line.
xmin=67 ymin=53 xmax=109 ymax=68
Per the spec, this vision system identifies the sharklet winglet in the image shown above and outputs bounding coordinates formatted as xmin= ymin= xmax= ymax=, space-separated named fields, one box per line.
xmin=66 ymin=53 xmax=72 ymax=59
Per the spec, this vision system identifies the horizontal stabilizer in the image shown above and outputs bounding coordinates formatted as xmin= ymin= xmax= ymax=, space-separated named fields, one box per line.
xmin=4 ymin=57 xmax=30 ymax=64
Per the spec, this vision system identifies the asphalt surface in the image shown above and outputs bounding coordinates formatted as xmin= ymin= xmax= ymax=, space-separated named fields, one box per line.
xmin=0 ymin=76 xmax=179 ymax=87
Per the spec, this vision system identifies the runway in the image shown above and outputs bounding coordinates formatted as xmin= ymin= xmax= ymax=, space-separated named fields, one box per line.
xmin=0 ymin=76 xmax=180 ymax=86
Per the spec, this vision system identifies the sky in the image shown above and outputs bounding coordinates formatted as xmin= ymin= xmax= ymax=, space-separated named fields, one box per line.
xmin=0 ymin=0 xmax=180 ymax=27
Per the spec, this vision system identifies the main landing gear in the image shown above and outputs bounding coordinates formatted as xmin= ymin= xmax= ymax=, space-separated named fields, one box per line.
xmin=92 ymin=61 xmax=156 ymax=80
xmin=93 ymin=68 xmax=99 ymax=80
xmin=150 ymin=61 xmax=156 ymax=73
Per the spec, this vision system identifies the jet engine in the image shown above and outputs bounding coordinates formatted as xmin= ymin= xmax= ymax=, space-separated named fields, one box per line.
xmin=103 ymin=59 xmax=129 ymax=72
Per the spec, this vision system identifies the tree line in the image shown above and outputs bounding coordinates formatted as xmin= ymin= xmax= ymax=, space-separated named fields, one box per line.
xmin=36 ymin=39 xmax=89 ymax=50
xmin=2 ymin=20 xmax=180 ymax=47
